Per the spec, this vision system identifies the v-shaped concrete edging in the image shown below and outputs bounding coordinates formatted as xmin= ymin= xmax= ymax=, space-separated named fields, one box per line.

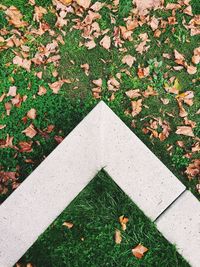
xmin=0 ymin=101 xmax=199 ymax=267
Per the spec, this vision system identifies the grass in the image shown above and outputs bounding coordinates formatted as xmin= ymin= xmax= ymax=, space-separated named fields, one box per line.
xmin=0 ymin=1 xmax=199 ymax=200
xmin=16 ymin=170 xmax=190 ymax=267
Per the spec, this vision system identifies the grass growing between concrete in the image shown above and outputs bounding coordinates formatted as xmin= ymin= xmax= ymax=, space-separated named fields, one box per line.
xmin=17 ymin=171 xmax=189 ymax=267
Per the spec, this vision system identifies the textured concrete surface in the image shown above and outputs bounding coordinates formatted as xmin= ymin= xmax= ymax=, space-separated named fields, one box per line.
xmin=0 ymin=101 xmax=199 ymax=267
xmin=101 ymin=102 xmax=185 ymax=220
xmin=156 ymin=191 xmax=200 ymax=267
xmin=0 ymin=103 xmax=104 ymax=267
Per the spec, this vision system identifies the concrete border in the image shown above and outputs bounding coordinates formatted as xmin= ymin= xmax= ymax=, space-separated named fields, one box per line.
xmin=0 ymin=101 xmax=199 ymax=267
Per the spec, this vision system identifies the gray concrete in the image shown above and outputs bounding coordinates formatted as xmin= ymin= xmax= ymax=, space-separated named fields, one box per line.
xmin=0 ymin=101 xmax=199 ymax=267
xmin=156 ymin=191 xmax=200 ymax=267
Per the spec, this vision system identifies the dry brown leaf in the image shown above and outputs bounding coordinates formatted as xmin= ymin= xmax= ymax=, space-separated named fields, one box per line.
xmin=115 ymin=229 xmax=122 ymax=244
xmin=18 ymin=141 xmax=33 ymax=153
xmin=0 ymin=125 xmax=6 ymax=130
xmin=149 ymin=17 xmax=159 ymax=31
xmin=177 ymin=100 xmax=188 ymax=118
xmin=76 ymin=0 xmax=91 ymax=9
xmin=63 ymin=221 xmax=74 ymax=229
xmin=134 ymin=0 xmax=161 ymax=15
xmin=81 ymin=63 xmax=90 ymax=76
xmin=100 ymin=35 xmax=111 ymax=50
xmin=176 ymin=126 xmax=194 ymax=137
xmin=122 ymin=55 xmax=135 ymax=67
xmin=13 ymin=56 xmax=31 ymax=72
xmin=22 ymin=124 xmax=37 ymax=138
xmin=34 ymin=6 xmax=47 ymax=22
xmin=54 ymin=135 xmax=64 ymax=143
xmin=119 ymin=215 xmax=129 ymax=231
xmin=137 ymin=67 xmax=149 ymax=78
xmin=0 ymin=93 xmax=6 ymax=102
xmin=7 ymin=86 xmax=17 ymax=97
xmin=125 ymin=89 xmax=141 ymax=99
xmin=92 ymin=78 xmax=102 ymax=87
xmin=85 ymin=40 xmax=96 ymax=49
xmin=131 ymin=99 xmax=142 ymax=117
xmin=27 ymin=108 xmax=37 ymax=120
xmin=183 ymin=5 xmax=193 ymax=16
xmin=186 ymin=64 xmax=197 ymax=75
xmin=49 ymin=80 xmax=70 ymax=94
xmin=132 ymin=244 xmax=148 ymax=259
xmin=90 ymin=2 xmax=104 ymax=11
xmin=5 ymin=6 xmax=28 ymax=28
xmin=174 ymin=49 xmax=185 ymax=65
xmin=185 ymin=159 xmax=200 ymax=180
xmin=143 ymin=86 xmax=158 ymax=98
xmin=5 ymin=102 xmax=12 ymax=116
xmin=166 ymin=3 xmax=181 ymax=10
xmin=192 ymin=47 xmax=200 ymax=64
xmin=38 ymin=86 xmax=47 ymax=96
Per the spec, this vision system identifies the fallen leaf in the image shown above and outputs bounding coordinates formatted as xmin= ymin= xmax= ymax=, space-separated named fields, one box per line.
xmin=131 ymin=99 xmax=142 ymax=117
xmin=18 ymin=141 xmax=33 ymax=153
xmin=7 ymin=86 xmax=17 ymax=97
xmin=119 ymin=215 xmax=129 ymax=231
xmin=22 ymin=124 xmax=37 ymax=138
xmin=27 ymin=108 xmax=37 ymax=119
xmin=134 ymin=0 xmax=161 ymax=15
xmin=125 ymin=89 xmax=141 ymax=99
xmin=100 ymin=35 xmax=111 ymax=50
xmin=63 ymin=221 xmax=74 ymax=229
xmin=76 ymin=0 xmax=91 ymax=9
xmin=186 ymin=64 xmax=197 ymax=75
xmin=5 ymin=6 xmax=28 ymax=28
xmin=13 ymin=56 xmax=31 ymax=72
xmin=34 ymin=6 xmax=47 ymax=22
xmin=85 ymin=40 xmax=96 ymax=49
xmin=38 ymin=86 xmax=47 ymax=96
xmin=49 ymin=80 xmax=67 ymax=94
xmin=176 ymin=126 xmax=194 ymax=137
xmin=132 ymin=244 xmax=148 ymax=259
xmin=54 ymin=135 xmax=64 ymax=143
xmin=115 ymin=229 xmax=122 ymax=244
xmin=185 ymin=159 xmax=200 ymax=180
xmin=5 ymin=102 xmax=12 ymax=116
xmin=122 ymin=55 xmax=136 ymax=67
xmin=92 ymin=78 xmax=102 ymax=87
xmin=0 ymin=125 xmax=6 ymax=130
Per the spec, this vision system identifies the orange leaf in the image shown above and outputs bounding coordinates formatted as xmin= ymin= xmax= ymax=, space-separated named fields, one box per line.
xmin=22 ymin=124 xmax=37 ymax=138
xmin=63 ymin=221 xmax=74 ymax=229
xmin=27 ymin=108 xmax=37 ymax=120
xmin=119 ymin=215 xmax=129 ymax=231
xmin=100 ymin=35 xmax=111 ymax=50
xmin=115 ymin=229 xmax=122 ymax=244
xmin=132 ymin=244 xmax=148 ymax=259
xmin=175 ymin=126 xmax=194 ymax=137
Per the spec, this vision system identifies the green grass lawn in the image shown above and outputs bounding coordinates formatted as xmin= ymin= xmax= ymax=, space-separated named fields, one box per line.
xmin=0 ymin=0 xmax=199 ymax=203
xmin=16 ymin=170 xmax=190 ymax=267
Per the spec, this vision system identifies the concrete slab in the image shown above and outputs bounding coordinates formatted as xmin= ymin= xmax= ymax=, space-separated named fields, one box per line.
xmin=0 ymin=101 xmax=198 ymax=267
xmin=0 ymin=103 xmax=104 ymax=267
xmin=101 ymin=102 xmax=185 ymax=220
xmin=156 ymin=191 xmax=200 ymax=267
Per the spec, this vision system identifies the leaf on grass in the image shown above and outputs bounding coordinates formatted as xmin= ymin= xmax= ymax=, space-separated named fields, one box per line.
xmin=13 ymin=56 xmax=31 ymax=72
xmin=119 ymin=215 xmax=129 ymax=231
xmin=192 ymin=47 xmax=200 ymax=65
xmin=134 ymin=0 xmax=162 ymax=15
xmin=19 ymin=141 xmax=33 ymax=153
xmin=92 ymin=78 xmax=102 ymax=87
xmin=122 ymin=55 xmax=135 ymax=67
xmin=132 ymin=244 xmax=148 ymax=259
xmin=85 ymin=40 xmax=96 ymax=49
xmin=185 ymin=159 xmax=200 ymax=180
xmin=49 ymin=80 xmax=70 ymax=94
xmin=34 ymin=6 xmax=47 ymax=22
xmin=100 ymin=35 xmax=111 ymax=50
xmin=7 ymin=86 xmax=17 ymax=97
xmin=38 ymin=86 xmax=47 ymax=96
xmin=63 ymin=221 xmax=74 ymax=229
xmin=175 ymin=126 xmax=194 ymax=137
xmin=115 ymin=229 xmax=122 ymax=244
xmin=76 ymin=0 xmax=91 ymax=9
xmin=54 ymin=135 xmax=64 ymax=143
xmin=186 ymin=64 xmax=197 ymax=75
xmin=5 ymin=102 xmax=12 ymax=116
xmin=22 ymin=124 xmax=37 ymax=138
xmin=27 ymin=108 xmax=37 ymax=120
xmin=125 ymin=89 xmax=141 ymax=99
xmin=0 ymin=125 xmax=6 ymax=130
xmin=5 ymin=6 xmax=28 ymax=28
xmin=131 ymin=99 xmax=142 ymax=117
